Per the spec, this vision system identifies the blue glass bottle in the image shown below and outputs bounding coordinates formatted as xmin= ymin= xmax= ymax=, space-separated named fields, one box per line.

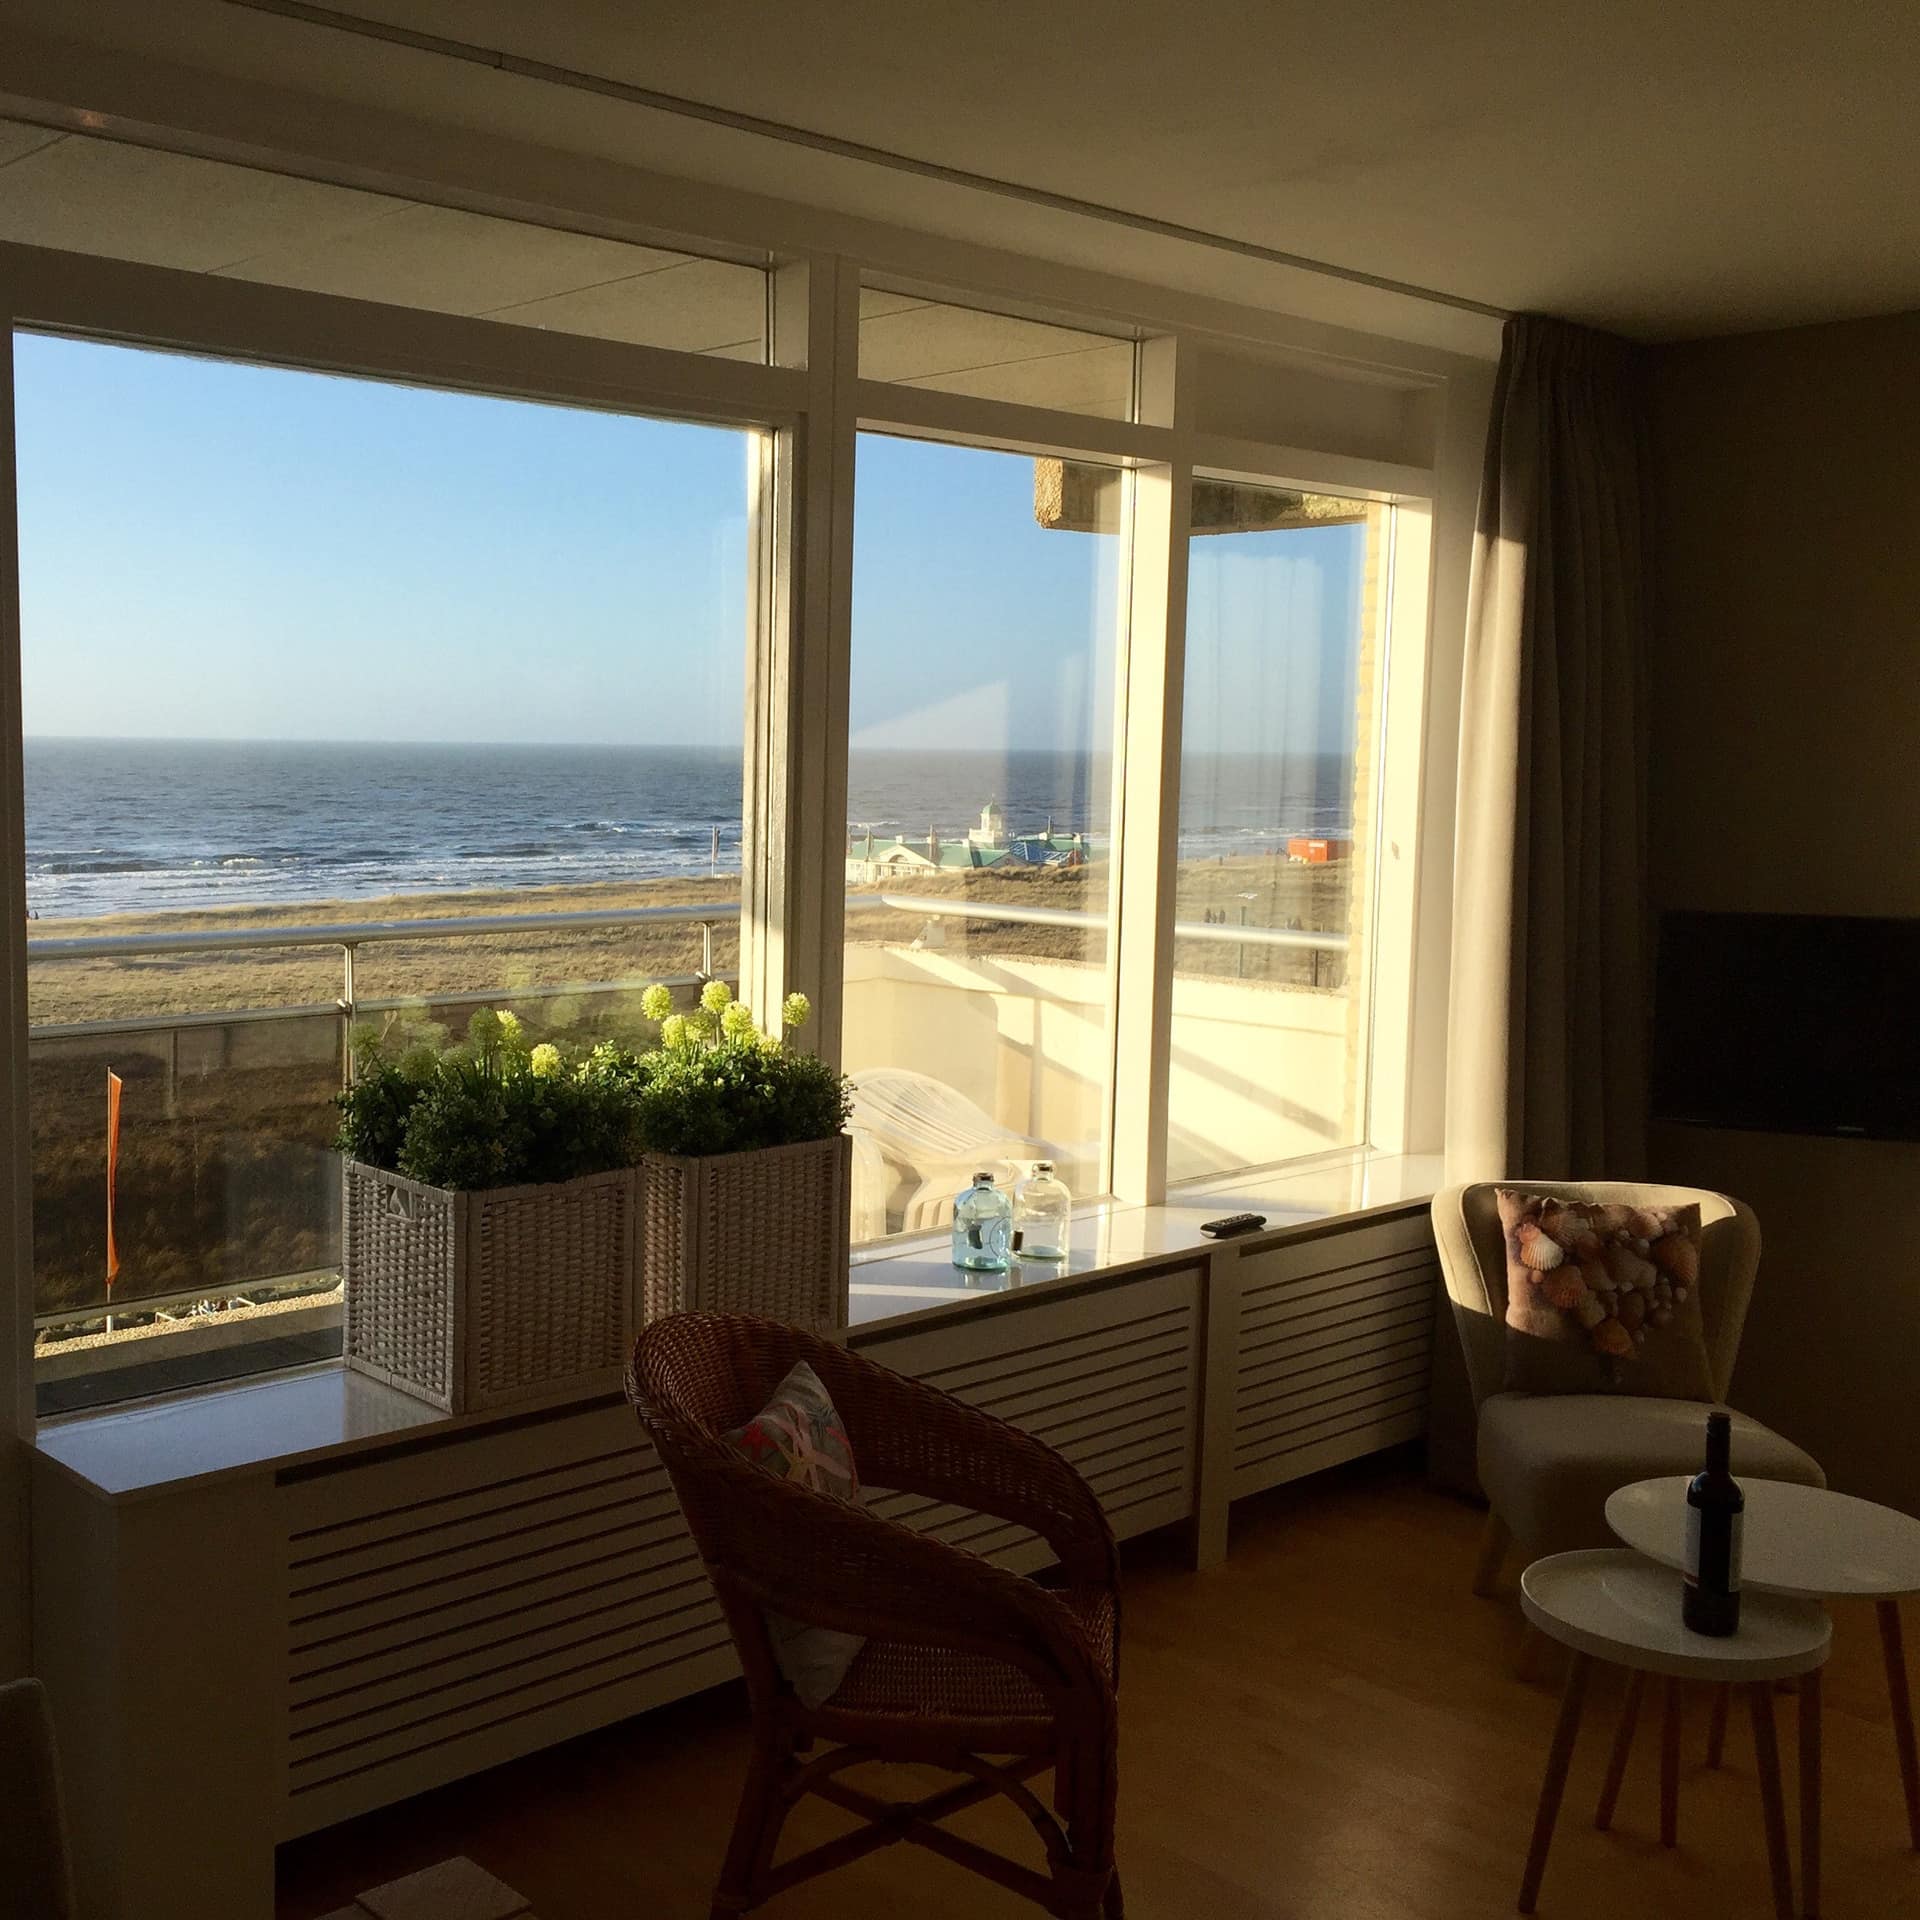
xmin=951 ymin=1171 xmax=1013 ymax=1272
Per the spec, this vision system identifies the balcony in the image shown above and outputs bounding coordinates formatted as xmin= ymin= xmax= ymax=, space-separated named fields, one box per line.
xmin=29 ymin=891 xmax=1353 ymax=1413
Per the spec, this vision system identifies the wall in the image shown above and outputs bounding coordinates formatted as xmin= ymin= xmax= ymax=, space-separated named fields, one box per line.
xmin=1648 ymin=309 xmax=1920 ymax=1513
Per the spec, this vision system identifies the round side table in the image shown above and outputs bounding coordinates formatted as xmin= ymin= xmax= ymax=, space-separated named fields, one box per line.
xmin=1518 ymin=1549 xmax=1830 ymax=1919
xmin=1609 ymin=1474 xmax=1920 ymax=1913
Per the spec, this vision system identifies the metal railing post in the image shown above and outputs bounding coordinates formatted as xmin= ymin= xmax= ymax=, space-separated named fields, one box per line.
xmin=701 ymin=920 xmax=714 ymax=980
xmin=340 ymin=942 xmax=358 ymax=1087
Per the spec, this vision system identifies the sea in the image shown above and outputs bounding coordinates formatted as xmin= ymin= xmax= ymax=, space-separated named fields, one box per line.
xmin=23 ymin=738 xmax=1355 ymax=920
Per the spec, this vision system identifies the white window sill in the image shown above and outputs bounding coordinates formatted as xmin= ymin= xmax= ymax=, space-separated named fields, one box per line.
xmin=34 ymin=1145 xmax=1440 ymax=1505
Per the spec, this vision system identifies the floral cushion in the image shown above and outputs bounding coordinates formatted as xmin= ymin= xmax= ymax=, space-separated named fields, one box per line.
xmin=726 ymin=1360 xmax=864 ymax=1706
xmin=1497 ymin=1190 xmax=1714 ymax=1400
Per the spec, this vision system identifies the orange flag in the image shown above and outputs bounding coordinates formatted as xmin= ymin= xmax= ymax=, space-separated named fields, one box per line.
xmin=105 ymin=1069 xmax=123 ymax=1289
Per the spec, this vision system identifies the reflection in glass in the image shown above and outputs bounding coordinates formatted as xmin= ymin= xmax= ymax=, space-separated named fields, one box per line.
xmin=842 ymin=434 xmax=1121 ymax=1240
xmin=1167 ymin=480 xmax=1389 ymax=1184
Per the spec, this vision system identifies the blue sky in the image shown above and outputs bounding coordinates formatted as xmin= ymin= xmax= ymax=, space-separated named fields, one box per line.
xmin=14 ymin=334 xmax=1364 ymax=758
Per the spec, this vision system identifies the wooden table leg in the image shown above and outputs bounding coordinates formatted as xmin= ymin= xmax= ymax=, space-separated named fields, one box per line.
xmin=1596 ymin=1669 xmax=1646 ymax=1832
xmin=1708 ymin=1684 xmax=1731 ymax=1769
xmin=1520 ymin=1652 xmax=1591 ymax=1914
xmin=1879 ymin=1599 xmax=1920 ymax=1850
xmin=1799 ymin=1667 xmax=1822 ymax=1920
xmin=1661 ymin=1676 xmax=1682 ymax=1848
xmin=1748 ymin=1682 xmax=1796 ymax=1920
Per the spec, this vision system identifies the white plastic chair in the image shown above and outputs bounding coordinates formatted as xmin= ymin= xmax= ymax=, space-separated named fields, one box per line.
xmin=847 ymin=1067 xmax=1059 ymax=1235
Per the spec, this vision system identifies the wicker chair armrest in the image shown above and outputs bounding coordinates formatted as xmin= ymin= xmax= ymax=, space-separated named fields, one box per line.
xmin=808 ymin=1345 xmax=1118 ymax=1591
xmin=689 ymin=1448 xmax=1114 ymax=1699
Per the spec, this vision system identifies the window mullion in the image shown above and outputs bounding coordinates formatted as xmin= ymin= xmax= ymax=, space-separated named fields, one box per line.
xmin=1107 ymin=337 xmax=1192 ymax=1205
xmin=742 ymin=254 xmax=857 ymax=1064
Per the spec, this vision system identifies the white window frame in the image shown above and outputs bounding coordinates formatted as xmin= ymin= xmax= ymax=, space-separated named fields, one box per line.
xmin=0 ymin=110 xmax=1489 ymax=1431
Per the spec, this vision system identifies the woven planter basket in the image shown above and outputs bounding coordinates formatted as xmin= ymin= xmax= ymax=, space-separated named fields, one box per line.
xmin=342 ymin=1160 xmax=639 ymax=1413
xmin=638 ymin=1133 xmax=852 ymax=1331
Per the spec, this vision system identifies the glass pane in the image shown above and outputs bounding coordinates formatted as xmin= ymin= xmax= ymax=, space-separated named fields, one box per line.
xmin=1167 ymin=480 xmax=1388 ymax=1184
xmin=17 ymin=331 xmax=757 ymax=1410
xmin=844 ymin=434 xmax=1121 ymax=1243
xmin=0 ymin=116 xmax=768 ymax=359
xmin=859 ymin=287 xmax=1134 ymax=419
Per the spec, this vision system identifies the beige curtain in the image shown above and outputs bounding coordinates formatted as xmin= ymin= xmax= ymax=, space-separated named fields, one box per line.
xmin=1445 ymin=315 xmax=1651 ymax=1182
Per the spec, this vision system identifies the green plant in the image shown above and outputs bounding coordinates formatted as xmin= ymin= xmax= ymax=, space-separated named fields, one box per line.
xmin=629 ymin=979 xmax=851 ymax=1158
xmin=336 ymin=1009 xmax=646 ymax=1191
xmin=335 ymin=987 xmax=849 ymax=1188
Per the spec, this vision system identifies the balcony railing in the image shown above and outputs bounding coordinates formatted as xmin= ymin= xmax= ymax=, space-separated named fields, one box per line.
xmin=28 ymin=895 xmax=1353 ymax=1375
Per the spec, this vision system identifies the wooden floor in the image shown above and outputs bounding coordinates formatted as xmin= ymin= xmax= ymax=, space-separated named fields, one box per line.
xmin=277 ymin=1455 xmax=1920 ymax=1919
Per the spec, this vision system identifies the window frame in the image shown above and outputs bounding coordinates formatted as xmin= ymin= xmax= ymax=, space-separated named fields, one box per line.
xmin=0 ymin=155 xmax=1464 ymax=1408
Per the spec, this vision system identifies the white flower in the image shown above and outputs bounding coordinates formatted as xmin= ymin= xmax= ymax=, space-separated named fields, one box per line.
xmin=700 ymin=978 xmax=732 ymax=1015
xmin=660 ymin=1014 xmax=691 ymax=1050
xmin=529 ymin=1043 xmax=562 ymax=1079
xmin=640 ymin=983 xmax=674 ymax=1023
xmin=782 ymin=991 xmax=811 ymax=1031
xmin=721 ymin=1003 xmax=756 ymax=1041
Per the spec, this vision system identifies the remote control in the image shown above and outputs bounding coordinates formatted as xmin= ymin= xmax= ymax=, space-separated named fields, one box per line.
xmin=1200 ymin=1213 xmax=1267 ymax=1238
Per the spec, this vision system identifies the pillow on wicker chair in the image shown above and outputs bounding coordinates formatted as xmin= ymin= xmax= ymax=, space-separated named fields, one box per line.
xmin=1497 ymin=1189 xmax=1714 ymax=1400
xmin=727 ymin=1360 xmax=865 ymax=1707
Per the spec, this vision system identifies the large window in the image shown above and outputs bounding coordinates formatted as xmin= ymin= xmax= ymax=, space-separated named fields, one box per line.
xmin=0 ymin=115 xmax=1456 ymax=1408
xmin=16 ymin=332 xmax=758 ymax=1410
xmin=1167 ymin=480 xmax=1391 ymax=1183
xmin=841 ymin=435 xmax=1121 ymax=1240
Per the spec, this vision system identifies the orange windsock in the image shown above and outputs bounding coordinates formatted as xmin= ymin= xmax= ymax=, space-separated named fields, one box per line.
xmin=105 ymin=1069 xmax=123 ymax=1289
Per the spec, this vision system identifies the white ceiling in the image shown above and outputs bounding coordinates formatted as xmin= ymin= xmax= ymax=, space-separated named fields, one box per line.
xmin=9 ymin=0 xmax=1920 ymax=345
xmin=234 ymin=0 xmax=1920 ymax=342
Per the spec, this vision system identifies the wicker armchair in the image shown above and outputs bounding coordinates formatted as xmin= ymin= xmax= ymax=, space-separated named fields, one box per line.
xmin=629 ymin=1312 xmax=1123 ymax=1919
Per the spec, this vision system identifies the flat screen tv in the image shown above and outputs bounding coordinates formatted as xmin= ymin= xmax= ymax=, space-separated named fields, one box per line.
xmin=1651 ymin=911 xmax=1920 ymax=1141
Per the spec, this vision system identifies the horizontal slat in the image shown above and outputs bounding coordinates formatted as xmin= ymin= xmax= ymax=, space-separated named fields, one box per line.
xmin=1240 ymin=1266 xmax=1437 ymax=1340
xmin=289 ymin=1448 xmax=662 ymax=1569
xmin=291 ymin=1504 xmax=700 ymax=1645
xmin=981 ymin=1341 xmax=1193 ymax=1436
xmin=295 ymin=1551 xmax=718 ymax=1689
xmin=280 ymin=1404 xmax=645 ymax=1535
xmin=1230 ymin=1406 xmax=1430 ymax=1497
xmin=1019 ymin=1381 xmax=1192 ymax=1458
xmin=1241 ymin=1245 xmax=1434 ymax=1313
xmin=1234 ymin=1218 xmax=1435 ymax=1295
xmin=292 ymin=1559 xmax=716 ymax=1702
xmin=1235 ymin=1356 xmax=1433 ymax=1446
xmin=289 ymin=1484 xmax=684 ymax=1616
xmin=291 ymin=1587 xmax=725 ymax=1751
xmin=1238 ymin=1273 xmax=1435 ymax=1353
xmin=280 ymin=1643 xmax=741 ymax=1838
xmin=915 ymin=1308 xmax=1191 ymax=1403
xmin=1238 ymin=1326 xmax=1431 ymax=1401
xmin=287 ymin=1621 xmax=736 ymax=1787
xmin=863 ymin=1266 xmax=1201 ymax=1379
xmin=1233 ymin=1383 xmax=1431 ymax=1467
xmin=290 ymin=1465 xmax=665 ymax=1591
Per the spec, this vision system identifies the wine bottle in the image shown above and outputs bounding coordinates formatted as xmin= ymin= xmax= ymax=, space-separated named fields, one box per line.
xmin=1682 ymin=1410 xmax=1744 ymax=1636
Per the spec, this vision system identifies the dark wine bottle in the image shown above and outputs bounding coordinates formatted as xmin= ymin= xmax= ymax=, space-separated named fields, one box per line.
xmin=1682 ymin=1410 xmax=1744 ymax=1636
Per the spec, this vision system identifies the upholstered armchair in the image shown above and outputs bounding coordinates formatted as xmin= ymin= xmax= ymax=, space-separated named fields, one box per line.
xmin=1431 ymin=1181 xmax=1824 ymax=1593
xmin=629 ymin=1312 xmax=1123 ymax=1920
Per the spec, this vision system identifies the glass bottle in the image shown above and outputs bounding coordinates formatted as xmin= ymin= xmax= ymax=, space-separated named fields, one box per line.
xmin=1682 ymin=1409 xmax=1744 ymax=1636
xmin=1013 ymin=1160 xmax=1072 ymax=1262
xmin=951 ymin=1171 xmax=1013 ymax=1272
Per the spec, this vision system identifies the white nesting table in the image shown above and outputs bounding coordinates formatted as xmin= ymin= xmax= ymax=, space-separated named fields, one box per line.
xmin=1518 ymin=1549 xmax=1830 ymax=1918
xmin=1610 ymin=1473 xmax=1920 ymax=1910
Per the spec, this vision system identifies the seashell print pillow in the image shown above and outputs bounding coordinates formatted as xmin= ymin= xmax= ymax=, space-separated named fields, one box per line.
xmin=1496 ymin=1189 xmax=1714 ymax=1399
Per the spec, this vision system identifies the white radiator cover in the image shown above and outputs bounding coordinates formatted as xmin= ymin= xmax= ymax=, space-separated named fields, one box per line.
xmin=1229 ymin=1216 xmax=1438 ymax=1498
